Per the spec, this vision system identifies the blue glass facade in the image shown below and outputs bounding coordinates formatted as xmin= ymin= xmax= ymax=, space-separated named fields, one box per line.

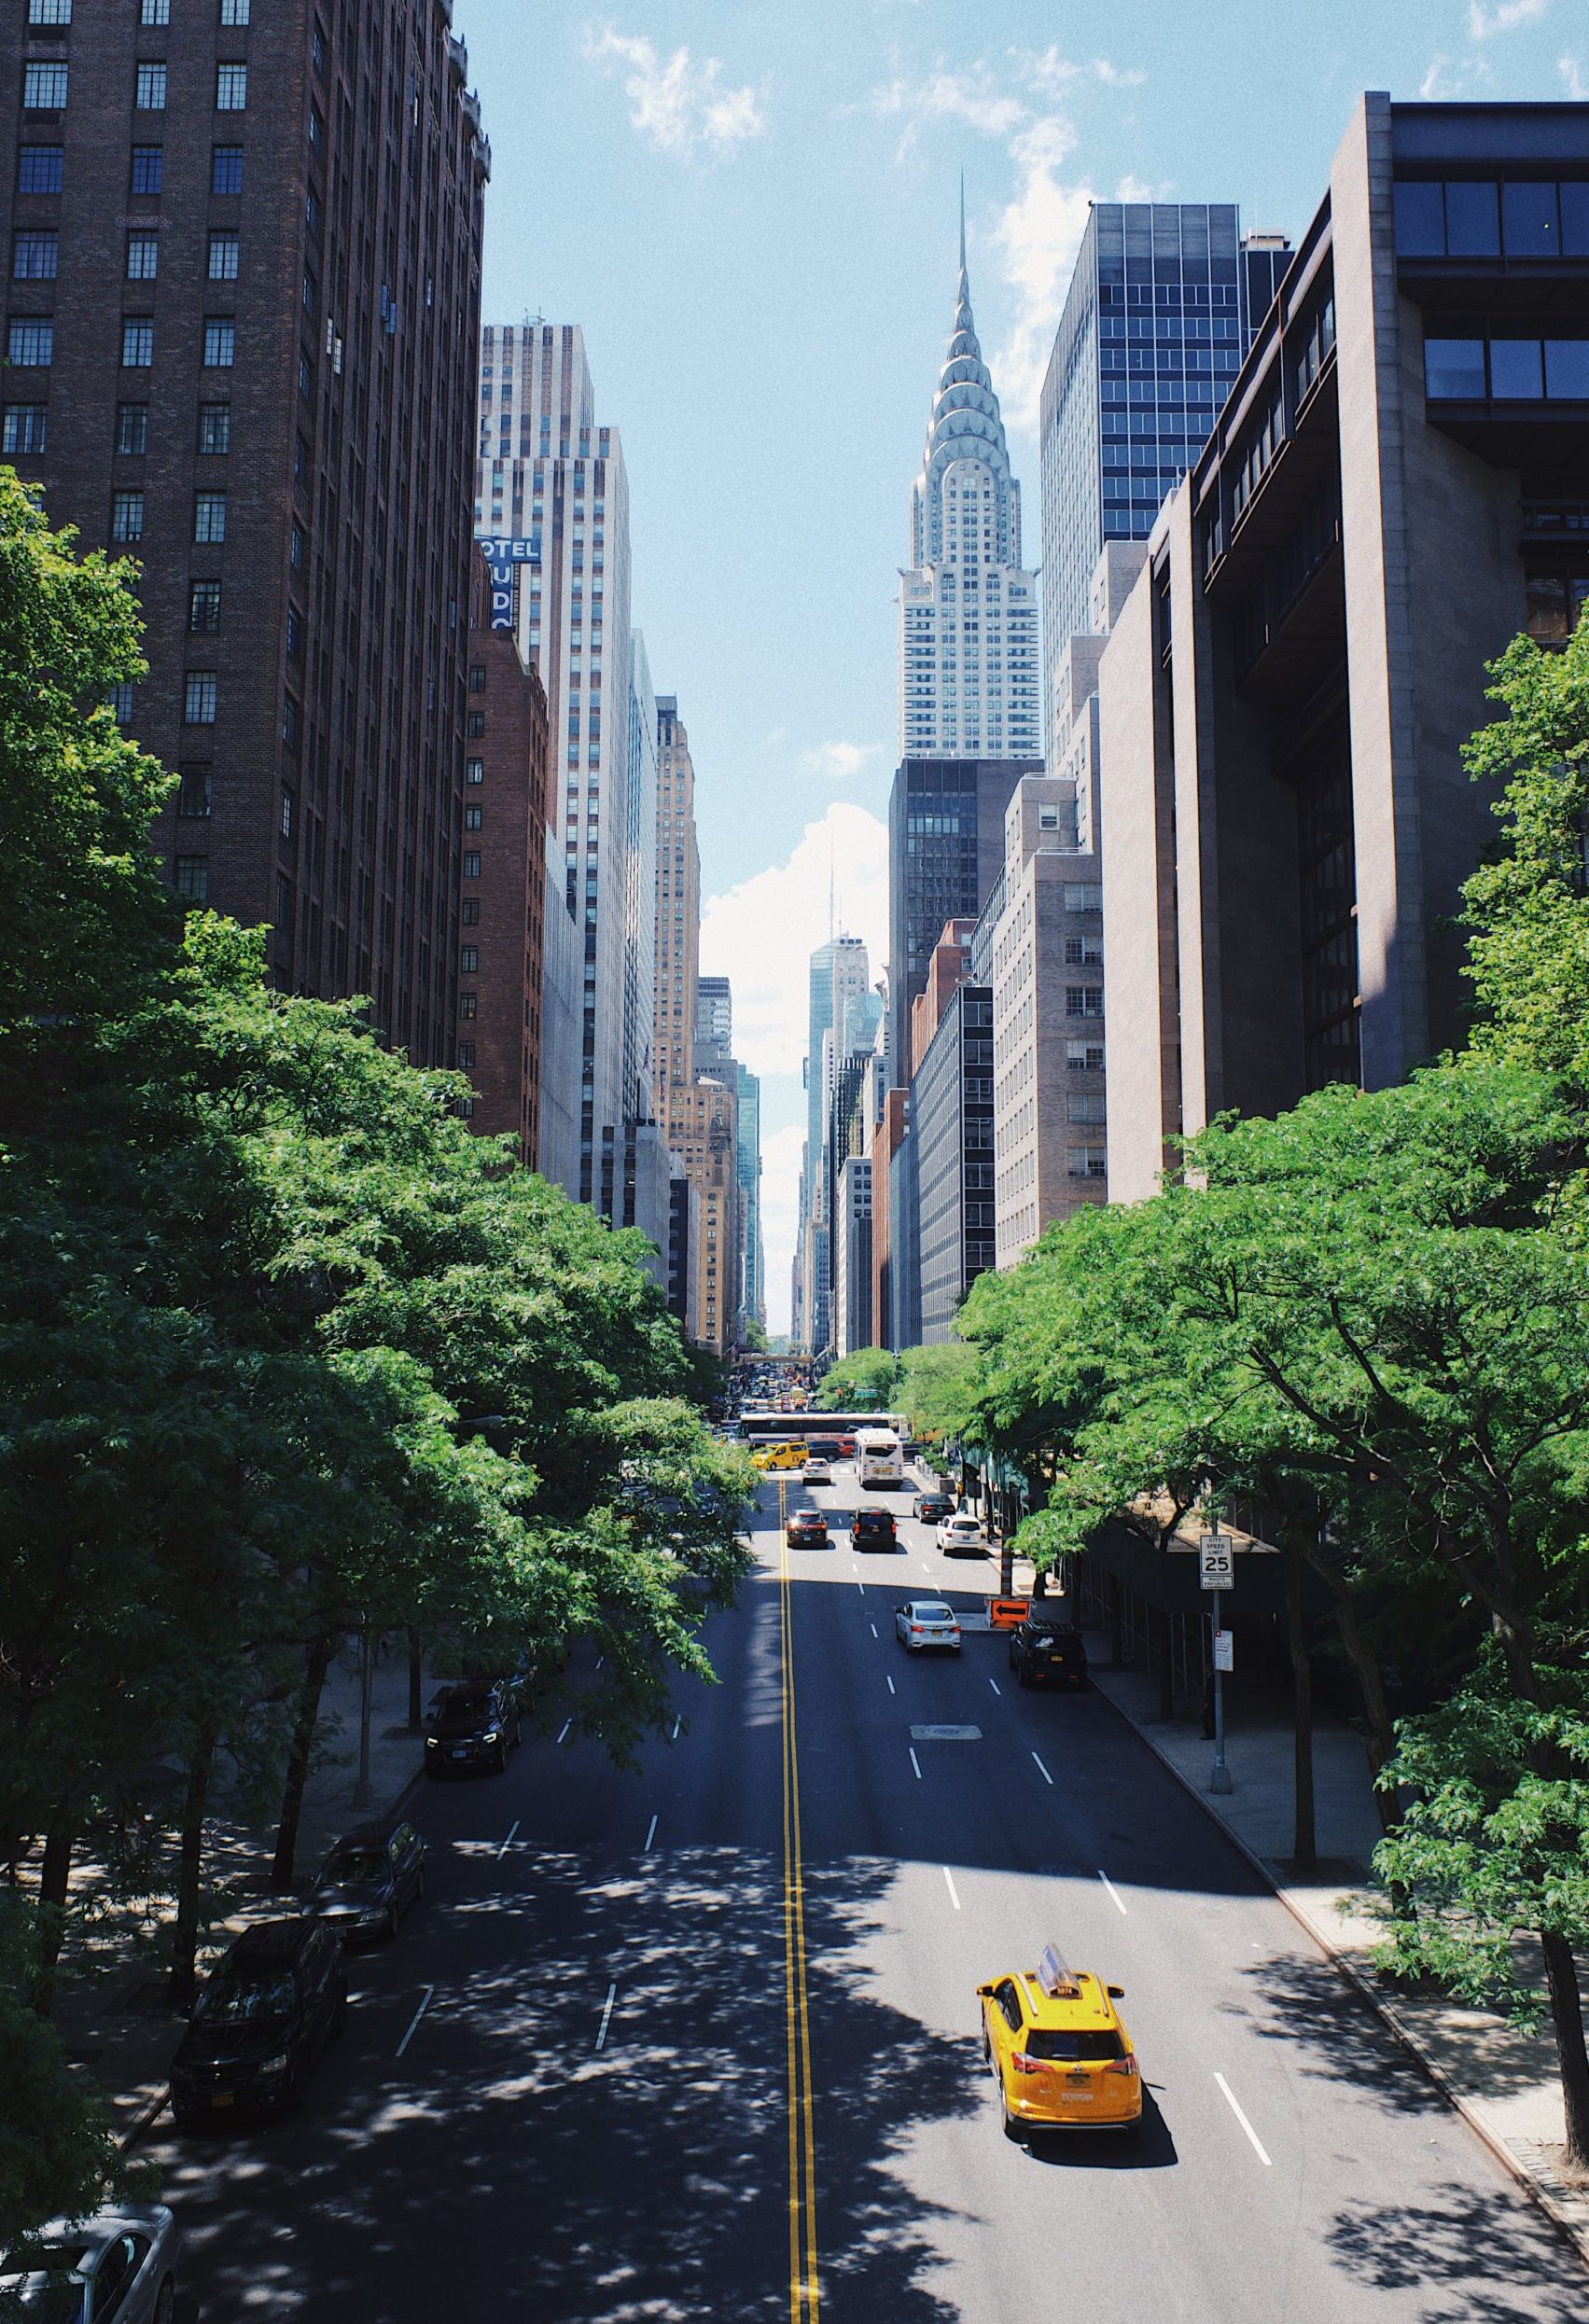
xmin=1040 ymin=205 xmax=1288 ymax=752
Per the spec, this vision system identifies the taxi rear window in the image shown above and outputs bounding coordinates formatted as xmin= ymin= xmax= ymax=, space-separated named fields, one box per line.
xmin=1025 ymin=2029 xmax=1124 ymax=2062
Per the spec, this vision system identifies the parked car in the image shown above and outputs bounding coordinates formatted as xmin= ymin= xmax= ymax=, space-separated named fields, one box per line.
xmin=894 ymin=1599 xmax=963 ymax=1653
xmin=1008 ymin=1617 xmax=1089 ymax=1690
xmin=850 ymin=1508 xmax=899 ymax=1551
xmin=0 ymin=2204 xmax=181 ymax=2323
xmin=786 ymin=1509 xmax=829 ymax=1548
xmin=170 ymin=1917 xmax=346 ymax=2124
xmin=424 ymin=1677 xmax=523 ymax=1775
xmin=308 ymin=1816 xmax=427 ymax=1942
xmin=801 ymin=1457 xmax=832 ymax=1485
xmin=913 ymin=1491 xmax=955 ymax=1524
xmin=937 ymin=1512 xmax=986 ymax=1556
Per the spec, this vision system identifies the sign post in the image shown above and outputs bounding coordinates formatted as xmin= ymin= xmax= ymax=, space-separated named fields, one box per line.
xmin=1200 ymin=1533 xmax=1235 ymax=1794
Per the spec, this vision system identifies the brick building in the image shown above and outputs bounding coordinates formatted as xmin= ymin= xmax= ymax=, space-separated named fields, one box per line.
xmin=2 ymin=0 xmax=488 ymax=1065
xmin=457 ymin=549 xmax=548 ymax=1163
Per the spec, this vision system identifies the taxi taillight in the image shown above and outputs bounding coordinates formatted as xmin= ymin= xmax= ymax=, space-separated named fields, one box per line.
xmin=1105 ymin=2055 xmax=1136 ymax=2077
xmin=1010 ymin=2052 xmax=1045 ymax=2076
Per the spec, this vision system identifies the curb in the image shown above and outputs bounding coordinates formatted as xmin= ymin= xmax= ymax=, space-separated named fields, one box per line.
xmin=116 ymin=1746 xmax=425 ymax=2154
xmin=1092 ymin=1676 xmax=1589 ymax=2274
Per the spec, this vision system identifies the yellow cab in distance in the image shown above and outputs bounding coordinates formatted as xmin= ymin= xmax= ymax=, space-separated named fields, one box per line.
xmin=978 ymin=1946 xmax=1142 ymax=2140
xmin=751 ymin=1440 xmax=807 ymax=1472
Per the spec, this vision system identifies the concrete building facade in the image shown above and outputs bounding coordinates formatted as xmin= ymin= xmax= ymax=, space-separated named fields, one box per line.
xmin=3 ymin=0 xmax=490 ymax=1060
xmin=834 ymin=1155 xmax=873 ymax=1359
xmin=1098 ymin=95 xmax=1589 ymax=1201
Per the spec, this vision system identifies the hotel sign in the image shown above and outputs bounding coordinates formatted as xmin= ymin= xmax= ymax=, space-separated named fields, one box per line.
xmin=478 ymin=535 xmax=539 ymax=631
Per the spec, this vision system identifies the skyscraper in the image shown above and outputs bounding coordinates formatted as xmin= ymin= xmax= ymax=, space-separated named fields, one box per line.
xmin=796 ymin=935 xmax=871 ymax=1355
xmin=1039 ymin=204 xmax=1289 ymax=766
xmin=695 ymin=975 xmax=732 ymax=1077
xmin=3 ymin=0 xmax=490 ymax=1061
xmin=898 ymin=206 xmax=1042 ymax=763
xmin=886 ymin=755 xmax=1037 ymax=1075
xmin=476 ymin=323 xmax=638 ymax=1213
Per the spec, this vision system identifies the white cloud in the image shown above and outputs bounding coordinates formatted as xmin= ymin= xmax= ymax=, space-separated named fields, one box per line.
xmin=582 ymin=26 xmax=765 ymax=159
xmin=1561 ymin=52 xmax=1587 ymax=96
xmin=1469 ymin=0 xmax=1548 ymax=38
xmin=863 ymin=49 xmax=1146 ymax=435
xmin=698 ymin=803 xmax=889 ymax=1080
xmin=796 ymin=740 xmax=885 ymax=784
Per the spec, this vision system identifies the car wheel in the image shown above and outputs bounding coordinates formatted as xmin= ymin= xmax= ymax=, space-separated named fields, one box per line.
xmin=494 ymin=1739 xmax=509 ymax=1774
xmin=1001 ymin=2094 xmax=1025 ymax=2143
xmin=153 ymin=2276 xmax=176 ymax=2324
xmin=170 ymin=2102 xmax=199 ymax=2134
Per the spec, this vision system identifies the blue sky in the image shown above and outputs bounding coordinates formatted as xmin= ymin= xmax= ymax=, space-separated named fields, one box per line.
xmin=462 ymin=0 xmax=1582 ymax=1328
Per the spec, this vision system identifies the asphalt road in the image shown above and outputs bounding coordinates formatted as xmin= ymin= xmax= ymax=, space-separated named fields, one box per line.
xmin=147 ymin=1470 xmax=1588 ymax=2321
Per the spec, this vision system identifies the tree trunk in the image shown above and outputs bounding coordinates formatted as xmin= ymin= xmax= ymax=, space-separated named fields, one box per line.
xmin=272 ymin=1631 xmax=334 ymax=1893
xmin=1541 ymin=1929 xmax=1589 ymax=2170
xmin=32 ymin=1819 xmax=75 ymax=2019
xmin=1305 ymin=1547 xmax=1399 ymax=1835
xmin=1284 ymin=1533 xmax=1317 ymax=1872
xmin=168 ymin=1736 xmax=214 ymax=2011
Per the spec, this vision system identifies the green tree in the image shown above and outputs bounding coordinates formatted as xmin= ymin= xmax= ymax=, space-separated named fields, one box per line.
xmin=814 ymin=1348 xmax=900 ymax=1410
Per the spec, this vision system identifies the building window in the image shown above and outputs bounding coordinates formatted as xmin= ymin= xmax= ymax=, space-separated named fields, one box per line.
xmin=125 ymin=234 xmax=159 ymax=281
xmin=23 ymin=63 xmax=69 ymax=110
xmin=1067 ymin=1093 xmax=1108 ymax=1125
xmin=135 ymin=64 xmax=167 ymax=111
xmin=211 ymin=146 xmax=244 ymax=195
xmin=193 ymin=491 xmax=227 ymax=543
xmin=202 ymin=318 xmax=235 ymax=367
xmin=216 ymin=64 xmax=248 ymax=110
xmin=289 ymin=522 xmax=304 ymax=570
xmin=460 ymin=898 xmax=480 ymax=926
xmin=281 ymin=694 xmax=299 ymax=748
xmin=188 ymin=578 xmax=222 ymax=631
xmin=467 ymin=663 xmax=487 ymax=691
xmin=12 ymin=232 xmax=58 ymax=280
xmin=121 ymin=320 xmax=154 ymax=368
xmin=220 ymin=0 xmax=250 ymax=21
xmin=130 ymin=146 xmax=162 ymax=194
xmin=285 ymin=604 xmax=301 ymax=657
xmin=466 ymin=712 xmax=485 ymax=738
xmin=198 ymin=402 xmax=230 ymax=454
xmin=464 ymin=804 xmax=483 ymax=830
xmin=1065 ymin=986 xmax=1104 ymax=1019
xmin=7 ymin=320 xmax=53 ymax=366
xmin=107 ymin=682 xmax=134 ymax=727
xmin=301 ymin=268 xmax=315 ymax=315
xmin=184 ymin=672 xmax=217 ymax=725
xmin=465 ymin=757 xmax=485 ymax=783
xmin=1066 ymin=1039 xmax=1105 ymax=1072
xmin=1063 ymin=884 xmax=1102 ymax=913
xmin=110 ymin=489 xmax=145 ymax=542
xmin=19 ymin=147 xmax=64 ymax=194
xmin=29 ymin=2 xmax=74 ymax=23
xmin=177 ymin=766 xmax=212 ymax=818
xmin=460 ymin=946 xmax=479 ymax=974
xmin=462 ymin=852 xmax=481 ymax=879
xmin=280 ymin=787 xmax=294 ymax=838
xmin=208 ymin=232 xmax=240 ymax=282
xmin=141 ymin=0 xmax=170 ymax=21
xmin=174 ymin=856 xmax=208 ymax=900
xmin=459 ymin=993 xmax=478 ymax=1020
xmin=2 ymin=404 xmax=47 ymax=455
xmin=1064 ymin=935 xmax=1104 ymax=967
xmin=457 ymin=1040 xmax=476 ymax=1069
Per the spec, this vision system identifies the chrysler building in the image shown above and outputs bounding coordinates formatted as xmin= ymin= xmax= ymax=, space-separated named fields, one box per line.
xmin=898 ymin=214 xmax=1042 ymax=760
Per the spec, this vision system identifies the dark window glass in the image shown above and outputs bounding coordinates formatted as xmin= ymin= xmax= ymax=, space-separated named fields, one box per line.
xmin=12 ymin=232 xmax=57 ymax=279
xmin=1502 ymin=181 xmax=1560 ymax=258
xmin=3 ymin=403 xmax=47 ymax=453
xmin=1561 ymin=183 xmax=1589 ymax=258
xmin=1424 ymin=337 xmax=1486 ymax=399
xmin=1393 ymin=181 xmax=1444 ymax=257
xmin=130 ymin=146 xmax=162 ymax=195
xmin=18 ymin=146 xmax=63 ymax=193
xmin=188 ymin=578 xmax=222 ymax=631
xmin=174 ymin=856 xmax=208 ymax=899
xmin=116 ymin=402 xmax=147 ymax=454
xmin=1444 ymin=180 xmax=1499 ymax=257
xmin=1490 ymin=338 xmax=1543 ymax=399
xmin=1544 ymin=341 xmax=1589 ymax=399
xmin=460 ymin=898 xmax=479 ymax=925
xmin=211 ymin=145 xmax=244 ymax=196
xmin=177 ymin=767 xmax=212 ymax=817
xmin=198 ymin=402 xmax=230 ymax=453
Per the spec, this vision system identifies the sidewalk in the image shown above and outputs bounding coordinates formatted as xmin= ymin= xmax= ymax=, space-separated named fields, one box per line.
xmin=1086 ymin=1652 xmax=1589 ymax=2266
xmin=52 ymin=1636 xmax=428 ymax=2149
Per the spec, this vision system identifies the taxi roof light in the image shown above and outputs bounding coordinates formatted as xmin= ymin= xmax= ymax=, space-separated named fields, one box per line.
xmin=1037 ymin=1943 xmax=1082 ymax=1999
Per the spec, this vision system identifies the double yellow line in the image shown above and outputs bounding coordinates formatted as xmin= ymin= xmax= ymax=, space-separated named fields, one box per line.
xmin=779 ymin=1518 xmax=820 ymax=2321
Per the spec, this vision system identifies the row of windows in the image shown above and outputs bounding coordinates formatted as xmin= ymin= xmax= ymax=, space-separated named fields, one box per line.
xmin=27 ymin=1 xmax=252 ymax=21
xmin=5 ymin=399 xmax=232 ymax=457
xmin=6 ymin=317 xmax=235 ymax=367
xmin=1425 ymin=333 xmax=1589 ymax=403
xmin=22 ymin=62 xmax=248 ymax=111
xmin=19 ymin=142 xmax=244 ymax=197
xmin=1395 ymin=176 xmax=1589 ymax=263
xmin=13 ymin=229 xmax=243 ymax=283
xmin=108 ymin=486 xmax=229 ymax=542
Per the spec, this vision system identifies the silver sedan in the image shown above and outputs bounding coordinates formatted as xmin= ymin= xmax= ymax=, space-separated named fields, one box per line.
xmin=0 ymin=2204 xmax=180 ymax=2321
xmin=894 ymin=1599 xmax=963 ymax=1652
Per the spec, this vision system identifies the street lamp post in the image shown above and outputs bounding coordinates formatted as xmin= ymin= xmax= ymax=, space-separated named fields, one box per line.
xmin=1200 ymin=1532 xmax=1235 ymax=1795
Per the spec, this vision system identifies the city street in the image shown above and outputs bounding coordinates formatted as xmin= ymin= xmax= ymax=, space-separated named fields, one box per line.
xmin=147 ymin=1475 xmax=1588 ymax=2322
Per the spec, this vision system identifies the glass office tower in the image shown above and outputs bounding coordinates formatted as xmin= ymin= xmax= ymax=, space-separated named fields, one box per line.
xmin=1040 ymin=205 xmax=1289 ymax=758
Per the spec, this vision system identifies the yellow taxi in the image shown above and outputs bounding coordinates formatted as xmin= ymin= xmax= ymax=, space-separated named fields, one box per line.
xmin=977 ymin=1948 xmax=1142 ymax=2139
xmin=751 ymin=1440 xmax=807 ymax=1472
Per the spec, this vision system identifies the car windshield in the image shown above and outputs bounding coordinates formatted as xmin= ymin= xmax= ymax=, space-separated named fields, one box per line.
xmin=201 ymin=1965 xmax=298 ymax=2023
xmin=323 ymin=1845 xmax=387 ymax=1885
xmin=0 ymin=2261 xmax=86 ymax=2322
xmin=434 ymin=1691 xmax=491 ymax=1724
xmin=1024 ymin=2028 xmax=1123 ymax=2061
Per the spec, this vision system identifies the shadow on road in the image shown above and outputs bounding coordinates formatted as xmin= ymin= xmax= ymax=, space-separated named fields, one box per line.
xmin=1323 ymin=2186 xmax=1588 ymax=2321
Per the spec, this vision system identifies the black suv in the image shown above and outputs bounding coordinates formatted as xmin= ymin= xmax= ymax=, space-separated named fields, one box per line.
xmin=851 ymin=1509 xmax=899 ymax=1552
xmin=424 ymin=1677 xmax=523 ymax=1775
xmin=171 ymin=1917 xmax=346 ymax=2124
xmin=913 ymin=1491 xmax=955 ymax=1524
xmin=1008 ymin=1618 xmax=1089 ymax=1690
xmin=308 ymin=1816 xmax=427 ymax=1942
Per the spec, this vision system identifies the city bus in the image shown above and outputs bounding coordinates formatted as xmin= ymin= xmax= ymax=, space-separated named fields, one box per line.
xmin=855 ymin=1426 xmax=905 ymax=1489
